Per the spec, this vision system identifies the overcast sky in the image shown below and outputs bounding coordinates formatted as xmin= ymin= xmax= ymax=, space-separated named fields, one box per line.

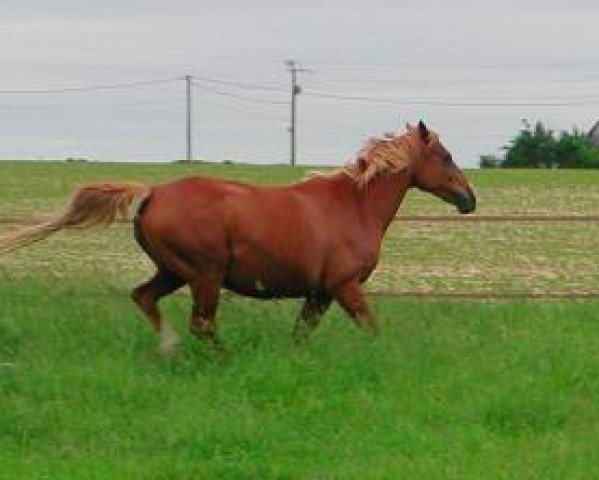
xmin=1 ymin=0 xmax=598 ymax=167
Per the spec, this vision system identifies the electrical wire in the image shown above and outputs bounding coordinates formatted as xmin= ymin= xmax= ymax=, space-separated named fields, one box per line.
xmin=192 ymin=82 xmax=287 ymax=106
xmin=192 ymin=75 xmax=287 ymax=93
xmin=192 ymin=84 xmax=286 ymax=122
xmin=0 ymin=77 xmax=182 ymax=94
xmin=201 ymin=99 xmax=288 ymax=122
xmin=4 ymin=73 xmax=599 ymax=113
xmin=302 ymin=90 xmax=599 ymax=108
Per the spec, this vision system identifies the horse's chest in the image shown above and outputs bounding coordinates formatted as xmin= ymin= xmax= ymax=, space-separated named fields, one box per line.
xmin=327 ymin=242 xmax=381 ymax=286
xmin=359 ymin=252 xmax=380 ymax=280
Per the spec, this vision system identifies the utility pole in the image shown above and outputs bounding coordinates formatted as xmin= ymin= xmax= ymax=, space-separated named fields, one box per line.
xmin=185 ymin=75 xmax=193 ymax=162
xmin=286 ymin=60 xmax=309 ymax=166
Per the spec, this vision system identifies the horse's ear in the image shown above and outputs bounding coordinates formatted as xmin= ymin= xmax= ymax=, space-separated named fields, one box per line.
xmin=417 ymin=120 xmax=429 ymax=142
xmin=405 ymin=122 xmax=414 ymax=132
xmin=357 ymin=155 xmax=368 ymax=172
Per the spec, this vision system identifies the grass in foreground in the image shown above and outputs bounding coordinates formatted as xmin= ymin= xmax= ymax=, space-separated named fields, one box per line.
xmin=1 ymin=162 xmax=598 ymax=478
xmin=1 ymin=279 xmax=598 ymax=479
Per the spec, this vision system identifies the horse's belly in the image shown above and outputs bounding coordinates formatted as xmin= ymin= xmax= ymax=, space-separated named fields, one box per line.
xmin=223 ymin=260 xmax=314 ymax=299
xmin=222 ymin=236 xmax=321 ymax=299
xmin=223 ymin=275 xmax=309 ymax=299
xmin=223 ymin=282 xmax=306 ymax=299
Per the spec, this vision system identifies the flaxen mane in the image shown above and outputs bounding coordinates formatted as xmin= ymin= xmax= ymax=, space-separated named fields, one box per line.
xmin=345 ymin=126 xmax=435 ymax=188
xmin=308 ymin=125 xmax=435 ymax=188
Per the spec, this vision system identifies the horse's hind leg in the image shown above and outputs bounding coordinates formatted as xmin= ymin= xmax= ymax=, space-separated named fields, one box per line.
xmin=132 ymin=269 xmax=185 ymax=356
xmin=292 ymin=291 xmax=332 ymax=343
xmin=188 ymin=270 xmax=223 ymax=347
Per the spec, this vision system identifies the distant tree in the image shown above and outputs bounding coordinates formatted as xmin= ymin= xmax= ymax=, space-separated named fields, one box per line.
xmin=554 ymin=129 xmax=599 ymax=168
xmin=483 ymin=120 xmax=599 ymax=169
xmin=503 ymin=120 xmax=559 ymax=168
xmin=479 ymin=154 xmax=501 ymax=168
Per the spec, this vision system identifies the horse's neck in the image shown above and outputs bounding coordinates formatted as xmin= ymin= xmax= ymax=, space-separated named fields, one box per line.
xmin=357 ymin=169 xmax=412 ymax=231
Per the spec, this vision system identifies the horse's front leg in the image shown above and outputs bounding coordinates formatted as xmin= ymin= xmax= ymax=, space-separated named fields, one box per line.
xmin=333 ymin=279 xmax=379 ymax=334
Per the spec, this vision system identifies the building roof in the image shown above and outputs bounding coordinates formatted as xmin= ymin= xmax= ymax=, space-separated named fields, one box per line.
xmin=588 ymin=121 xmax=599 ymax=147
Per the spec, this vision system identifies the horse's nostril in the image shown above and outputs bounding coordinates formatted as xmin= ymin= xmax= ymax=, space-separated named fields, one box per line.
xmin=457 ymin=188 xmax=476 ymax=214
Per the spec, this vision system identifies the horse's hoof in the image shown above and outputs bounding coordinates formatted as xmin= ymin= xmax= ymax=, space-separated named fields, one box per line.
xmin=159 ymin=342 xmax=178 ymax=359
xmin=159 ymin=334 xmax=180 ymax=359
xmin=292 ymin=333 xmax=308 ymax=346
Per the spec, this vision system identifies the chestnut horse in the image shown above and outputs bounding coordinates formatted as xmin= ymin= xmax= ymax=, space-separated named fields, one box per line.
xmin=0 ymin=121 xmax=475 ymax=355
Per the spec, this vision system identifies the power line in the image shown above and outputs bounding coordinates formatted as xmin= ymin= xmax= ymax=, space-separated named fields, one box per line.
xmin=199 ymin=97 xmax=288 ymax=122
xmin=191 ymin=82 xmax=287 ymax=122
xmin=192 ymin=82 xmax=287 ymax=105
xmin=302 ymin=90 xmax=599 ymax=107
xmin=307 ymin=59 xmax=599 ymax=69
xmin=0 ymin=77 xmax=182 ymax=95
xmin=3 ymin=74 xmax=598 ymax=108
xmin=192 ymin=75 xmax=286 ymax=93
xmin=0 ymin=98 xmax=184 ymax=111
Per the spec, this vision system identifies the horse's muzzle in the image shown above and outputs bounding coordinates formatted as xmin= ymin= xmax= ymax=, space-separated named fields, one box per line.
xmin=456 ymin=187 xmax=476 ymax=214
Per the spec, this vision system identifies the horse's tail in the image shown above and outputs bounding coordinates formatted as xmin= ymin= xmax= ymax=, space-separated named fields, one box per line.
xmin=0 ymin=182 xmax=151 ymax=254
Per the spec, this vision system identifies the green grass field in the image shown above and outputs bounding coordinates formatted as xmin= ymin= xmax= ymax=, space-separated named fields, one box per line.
xmin=1 ymin=162 xmax=598 ymax=479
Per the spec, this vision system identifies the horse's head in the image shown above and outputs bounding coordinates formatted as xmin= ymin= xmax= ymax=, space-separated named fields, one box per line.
xmin=408 ymin=121 xmax=476 ymax=214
